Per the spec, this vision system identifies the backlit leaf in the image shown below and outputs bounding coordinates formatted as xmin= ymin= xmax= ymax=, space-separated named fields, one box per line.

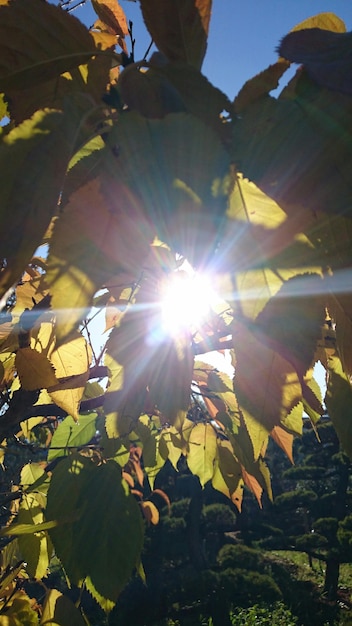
xmin=15 ymin=348 xmax=58 ymax=391
xmin=187 ymin=423 xmax=217 ymax=487
xmin=270 ymin=426 xmax=294 ymax=464
xmin=46 ymin=455 xmax=144 ymax=610
xmin=48 ymin=413 xmax=98 ymax=462
xmin=325 ymin=355 xmax=352 ymax=459
xmin=41 ymin=589 xmax=86 ymax=626
xmin=47 ymin=173 xmax=152 ymax=342
xmin=212 ymin=438 xmax=242 ymax=508
xmin=16 ymin=494 xmax=52 ymax=579
xmin=106 ymin=111 xmax=230 ymax=266
xmin=256 ymin=273 xmax=325 ymax=378
xmin=233 ymin=320 xmax=302 ymax=459
xmin=0 ymin=107 xmax=81 ymax=297
xmin=140 ymin=0 xmax=212 ymax=69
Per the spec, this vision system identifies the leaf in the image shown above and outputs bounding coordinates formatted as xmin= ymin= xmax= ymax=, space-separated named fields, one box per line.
xmin=140 ymin=501 xmax=159 ymax=525
xmin=0 ymin=107 xmax=82 ymax=298
xmin=140 ymin=0 xmax=212 ymax=69
xmin=41 ymin=589 xmax=86 ymax=626
xmin=279 ymin=26 xmax=352 ymax=96
xmin=0 ymin=0 xmax=100 ymax=90
xmin=256 ymin=273 xmax=325 ymax=378
xmin=49 ymin=333 xmax=91 ymax=378
xmin=16 ymin=494 xmax=52 ymax=579
xmin=212 ymin=439 xmax=243 ymax=509
xmin=241 ymin=467 xmax=263 ymax=507
xmin=234 ymin=59 xmax=290 ymax=114
xmin=160 ymin=427 xmax=183 ymax=469
xmin=0 ymin=590 xmax=39 ymax=625
xmin=20 ymin=463 xmax=46 ymax=490
xmin=224 ymin=174 xmax=322 ymax=320
xmin=46 ymin=455 xmax=144 ymax=611
xmin=1 ymin=518 xmax=76 ymax=537
xmin=48 ymin=413 xmax=98 ymax=462
xmin=231 ymin=80 xmax=352 ymax=221
xmin=46 ymin=173 xmax=152 ymax=342
xmin=15 ymin=348 xmax=58 ymax=391
xmin=270 ymin=426 xmax=294 ymax=464
xmin=149 ymin=61 xmax=231 ymax=138
xmin=105 ymin=111 xmax=231 ymax=266
xmin=325 ymin=355 xmax=352 ymax=459
xmin=92 ymin=0 xmax=128 ymax=37
xmin=49 ymin=373 xmax=89 ymax=420
xmin=289 ymin=12 xmax=346 ymax=34
xmin=233 ymin=320 xmax=302 ymax=459
xmin=20 ymin=417 xmax=45 ymax=439
xmin=187 ymin=422 xmax=217 ymax=487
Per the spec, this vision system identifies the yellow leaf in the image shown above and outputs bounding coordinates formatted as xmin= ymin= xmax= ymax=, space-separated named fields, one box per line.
xmin=48 ymin=372 xmax=89 ymax=422
xmin=187 ymin=422 xmax=217 ymax=487
xmin=212 ymin=439 xmax=243 ymax=508
xmin=225 ymin=175 xmax=321 ymax=320
xmin=15 ymin=347 xmax=58 ymax=391
xmin=41 ymin=588 xmax=87 ymax=626
xmin=49 ymin=333 xmax=91 ymax=378
xmin=91 ymin=0 xmax=129 ymax=37
xmin=290 ymin=12 xmax=346 ymax=34
xmin=20 ymin=417 xmax=44 ymax=439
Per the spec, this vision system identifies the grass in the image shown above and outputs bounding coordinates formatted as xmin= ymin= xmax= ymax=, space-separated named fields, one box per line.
xmin=268 ymin=550 xmax=352 ymax=593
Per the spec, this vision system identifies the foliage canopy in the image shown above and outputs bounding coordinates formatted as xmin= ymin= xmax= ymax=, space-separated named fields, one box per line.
xmin=0 ymin=0 xmax=352 ymax=621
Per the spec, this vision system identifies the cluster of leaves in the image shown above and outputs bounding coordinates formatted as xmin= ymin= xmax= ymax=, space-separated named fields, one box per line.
xmin=0 ymin=0 xmax=352 ymax=621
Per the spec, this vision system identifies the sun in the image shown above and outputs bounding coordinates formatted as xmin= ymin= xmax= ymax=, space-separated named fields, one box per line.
xmin=160 ymin=268 xmax=216 ymax=336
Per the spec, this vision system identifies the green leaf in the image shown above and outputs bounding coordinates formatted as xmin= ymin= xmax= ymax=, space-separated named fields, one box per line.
xmin=46 ymin=455 xmax=144 ymax=611
xmin=1 ymin=517 xmax=78 ymax=537
xmin=41 ymin=589 xmax=87 ymax=626
xmin=187 ymin=422 xmax=217 ymax=487
xmin=15 ymin=494 xmax=52 ymax=579
xmin=325 ymin=355 xmax=352 ymax=459
xmin=0 ymin=0 xmax=100 ymax=90
xmin=46 ymin=454 xmax=93 ymax=585
xmin=140 ymin=0 xmax=212 ymax=70
xmin=48 ymin=413 xmax=98 ymax=462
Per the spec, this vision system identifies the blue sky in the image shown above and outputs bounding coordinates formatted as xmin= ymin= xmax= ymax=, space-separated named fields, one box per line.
xmin=78 ymin=0 xmax=352 ymax=98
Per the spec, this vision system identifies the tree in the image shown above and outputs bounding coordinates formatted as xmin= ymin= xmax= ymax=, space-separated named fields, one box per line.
xmin=0 ymin=0 xmax=352 ymax=622
xmin=272 ymin=418 xmax=351 ymax=601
